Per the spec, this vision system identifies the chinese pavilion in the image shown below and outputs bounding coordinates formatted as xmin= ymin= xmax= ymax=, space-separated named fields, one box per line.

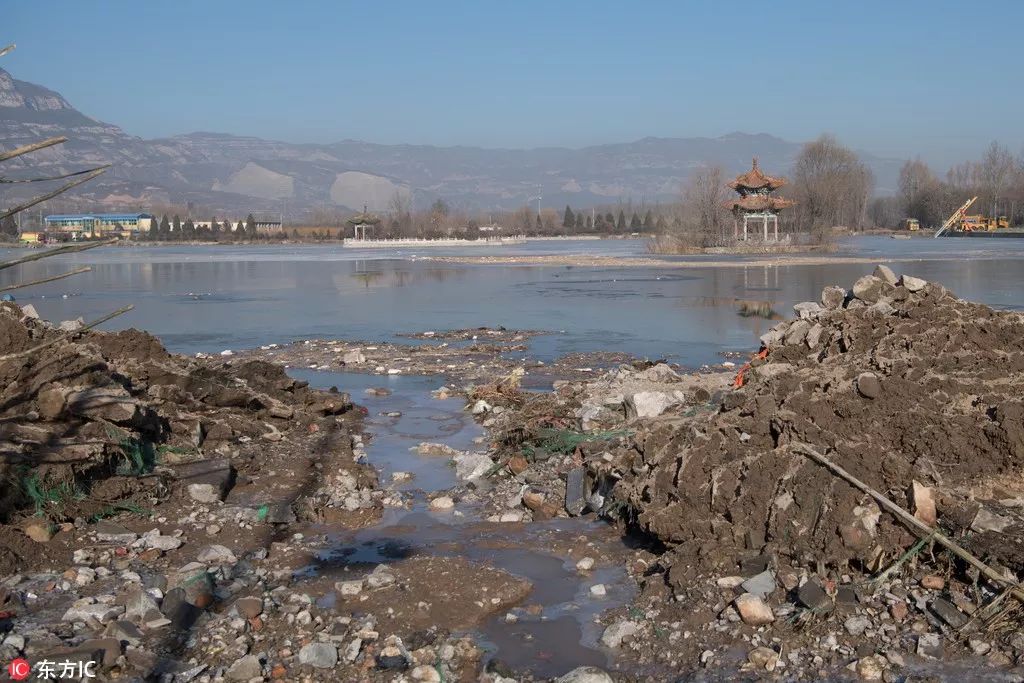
xmin=346 ymin=205 xmax=382 ymax=240
xmin=725 ymin=158 xmax=795 ymax=241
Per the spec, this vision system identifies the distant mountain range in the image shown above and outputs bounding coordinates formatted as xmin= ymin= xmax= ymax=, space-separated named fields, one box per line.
xmin=0 ymin=67 xmax=903 ymax=219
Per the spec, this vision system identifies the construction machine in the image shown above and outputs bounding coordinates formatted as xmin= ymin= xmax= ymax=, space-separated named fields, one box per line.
xmin=933 ymin=196 xmax=978 ymax=237
xmin=903 ymin=218 xmax=920 ymax=231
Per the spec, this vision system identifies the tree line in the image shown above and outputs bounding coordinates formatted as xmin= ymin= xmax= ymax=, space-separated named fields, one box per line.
xmin=144 ymin=213 xmax=288 ymax=241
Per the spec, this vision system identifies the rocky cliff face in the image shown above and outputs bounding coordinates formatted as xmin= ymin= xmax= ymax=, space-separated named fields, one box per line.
xmin=0 ymin=67 xmax=902 ymax=217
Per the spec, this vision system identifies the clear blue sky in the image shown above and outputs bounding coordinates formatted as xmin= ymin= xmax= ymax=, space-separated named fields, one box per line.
xmin=6 ymin=1 xmax=1022 ymax=167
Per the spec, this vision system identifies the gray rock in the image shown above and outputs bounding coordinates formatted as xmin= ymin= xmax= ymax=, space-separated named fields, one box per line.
xmin=844 ymin=614 xmax=872 ymax=636
xmin=226 ymin=654 xmax=262 ymax=680
xmin=856 ymin=372 xmax=882 ymax=399
xmin=734 ymin=594 xmax=775 ymax=625
xmin=917 ymin=633 xmax=942 ymax=659
xmin=299 ymin=642 xmax=338 ymax=669
xmin=971 ymin=507 xmax=1012 ymax=532
xmin=625 ymin=390 xmax=684 ymax=419
xmin=741 ymin=570 xmax=777 ymax=598
xmin=797 ymin=579 xmax=831 ymax=611
xmin=930 ymin=597 xmax=968 ymax=628
xmin=196 ymin=544 xmax=236 ymax=565
xmin=556 ymin=666 xmax=615 ymax=683
xmin=471 ymin=399 xmax=491 ymax=415
xmin=66 ymin=387 xmax=139 ymax=424
xmin=20 ymin=304 xmax=40 ymax=320
xmin=821 ymin=285 xmax=847 ymax=310
xmin=452 ymin=452 xmax=493 ymax=481
xmin=342 ymin=349 xmax=366 ymax=364
xmin=600 ymin=620 xmax=638 ymax=648
xmin=58 ymin=317 xmax=85 ymax=332
xmin=123 ymin=589 xmax=160 ymax=621
xmin=365 ymin=564 xmax=396 ymax=589
xmin=900 ymin=274 xmax=927 ymax=292
xmin=873 ymin=264 xmax=899 ymax=286
xmin=144 ymin=534 xmax=183 ymax=551
xmin=633 ymin=363 xmax=681 ymax=383
xmin=104 ymin=620 xmax=144 ymax=646
xmin=187 ymin=483 xmax=222 ymax=504
xmin=784 ymin=320 xmax=812 ymax=345
xmin=793 ymin=301 xmax=824 ymax=320
xmin=852 ymin=275 xmax=886 ymax=303
xmin=806 ymin=323 xmax=825 ymax=349
xmin=868 ymin=300 xmax=895 ymax=316
xmin=63 ymin=602 xmax=124 ymax=625
xmin=94 ymin=521 xmax=138 ymax=545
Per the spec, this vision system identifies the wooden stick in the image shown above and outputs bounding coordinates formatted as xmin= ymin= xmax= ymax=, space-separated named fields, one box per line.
xmin=790 ymin=442 xmax=1024 ymax=603
xmin=0 ymin=165 xmax=111 ymax=184
xmin=0 ymin=266 xmax=91 ymax=293
xmin=0 ymin=44 xmax=14 ymax=59
xmin=0 ymin=239 xmax=116 ymax=272
xmin=0 ymin=305 xmax=134 ymax=362
xmin=0 ymin=136 xmax=67 ymax=163
xmin=0 ymin=166 xmax=109 ymax=221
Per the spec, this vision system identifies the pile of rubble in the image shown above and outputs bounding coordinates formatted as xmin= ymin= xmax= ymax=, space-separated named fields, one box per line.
xmin=471 ymin=267 xmax=1024 ymax=678
xmin=0 ymin=301 xmax=389 ymax=680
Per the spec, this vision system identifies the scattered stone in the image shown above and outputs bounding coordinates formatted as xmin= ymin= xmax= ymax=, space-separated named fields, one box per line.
xmin=452 ymin=451 xmax=493 ymax=481
xmin=298 ymin=642 xmax=338 ymax=669
xmin=366 ymin=565 xmax=396 ymax=589
xmin=900 ymin=274 xmax=927 ymax=292
xmin=226 ymin=655 xmax=262 ymax=680
xmin=600 ymin=620 xmax=638 ymax=648
xmin=920 ymin=575 xmax=944 ymax=590
xmin=429 ymin=496 xmax=454 ymax=511
xmin=855 ymin=654 xmax=886 ymax=681
xmin=196 ymin=544 xmax=237 ymax=565
xmin=21 ymin=517 xmax=53 ymax=543
xmin=917 ymin=633 xmax=942 ymax=659
xmin=844 ymin=614 xmax=872 ymax=636
xmin=821 ymin=285 xmax=847 ymax=310
xmin=734 ymin=594 xmax=774 ymax=626
xmin=124 ymin=589 xmax=160 ymax=621
xmin=576 ymin=557 xmax=595 ymax=572
xmin=556 ymin=666 xmax=615 ymax=683
xmin=342 ymin=349 xmax=366 ymax=364
xmin=797 ymin=579 xmax=831 ymax=611
xmin=471 ymin=399 xmax=492 ymax=415
xmin=793 ymin=301 xmax=824 ymax=320
xmin=187 ymin=483 xmax=223 ymax=504
xmin=590 ymin=584 xmax=607 ymax=597
xmin=747 ymin=646 xmax=779 ymax=671
xmin=565 ymin=467 xmax=587 ymax=516
xmin=972 ymin=507 xmax=1012 ymax=533
xmin=103 ymin=620 xmax=144 ymax=646
xmin=410 ymin=665 xmax=442 ymax=682
xmin=852 ymin=275 xmax=886 ymax=303
xmin=235 ymin=596 xmax=263 ymax=618
xmin=910 ymin=481 xmax=937 ymax=526
xmin=740 ymin=570 xmax=776 ymax=598
xmin=625 ymin=391 xmax=683 ymax=419
xmin=336 ymin=580 xmax=363 ymax=596
xmin=929 ymin=597 xmax=968 ymax=628
xmin=63 ymin=601 xmax=124 ymax=625
xmin=872 ymin=264 xmax=898 ymax=286
xmin=856 ymin=372 xmax=881 ymax=399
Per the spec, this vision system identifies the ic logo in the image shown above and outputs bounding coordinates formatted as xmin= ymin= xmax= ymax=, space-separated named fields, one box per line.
xmin=7 ymin=658 xmax=31 ymax=681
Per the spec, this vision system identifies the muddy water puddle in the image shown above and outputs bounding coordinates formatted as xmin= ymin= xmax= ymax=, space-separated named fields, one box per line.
xmin=290 ymin=368 xmax=636 ymax=678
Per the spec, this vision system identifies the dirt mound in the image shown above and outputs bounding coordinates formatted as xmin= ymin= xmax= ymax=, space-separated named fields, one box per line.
xmin=0 ymin=302 xmax=357 ymax=526
xmin=603 ymin=269 xmax=1024 ymax=583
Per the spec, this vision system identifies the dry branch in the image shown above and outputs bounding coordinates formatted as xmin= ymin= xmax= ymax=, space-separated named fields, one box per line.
xmin=0 ymin=305 xmax=134 ymax=363
xmin=0 ymin=165 xmax=111 ymax=184
xmin=0 ymin=266 xmax=91 ymax=293
xmin=0 ymin=166 xmax=109 ymax=221
xmin=791 ymin=443 xmax=1024 ymax=603
xmin=0 ymin=239 xmax=116 ymax=272
xmin=0 ymin=136 xmax=67 ymax=163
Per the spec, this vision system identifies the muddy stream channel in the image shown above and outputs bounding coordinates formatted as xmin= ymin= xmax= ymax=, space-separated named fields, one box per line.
xmin=287 ymin=369 xmax=636 ymax=679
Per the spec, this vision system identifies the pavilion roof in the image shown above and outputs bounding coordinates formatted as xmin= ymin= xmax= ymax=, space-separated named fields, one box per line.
xmin=728 ymin=157 xmax=787 ymax=191
xmin=724 ymin=195 xmax=796 ymax=212
xmin=345 ymin=211 xmax=381 ymax=226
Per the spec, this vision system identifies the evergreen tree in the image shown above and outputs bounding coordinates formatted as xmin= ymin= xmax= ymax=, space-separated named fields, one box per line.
xmin=148 ymin=217 xmax=159 ymax=240
xmin=245 ymin=213 xmax=257 ymax=239
xmin=183 ymin=218 xmax=195 ymax=239
xmin=604 ymin=212 xmax=615 ymax=227
xmin=616 ymin=210 xmax=626 ymax=231
xmin=172 ymin=215 xmax=182 ymax=240
xmin=656 ymin=215 xmax=667 ymax=231
xmin=210 ymin=217 xmax=221 ymax=240
xmin=643 ymin=210 xmax=654 ymax=230
xmin=1 ymin=215 xmax=18 ymax=237
xmin=574 ymin=212 xmax=584 ymax=230
xmin=630 ymin=212 xmax=641 ymax=230
xmin=159 ymin=215 xmax=171 ymax=241
xmin=535 ymin=214 xmax=542 ymax=232
xmin=585 ymin=214 xmax=593 ymax=230
xmin=562 ymin=205 xmax=575 ymax=229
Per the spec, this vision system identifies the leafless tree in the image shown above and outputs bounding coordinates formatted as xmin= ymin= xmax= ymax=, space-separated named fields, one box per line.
xmin=790 ymin=135 xmax=873 ymax=239
xmin=898 ymin=159 xmax=946 ymax=228
xmin=977 ymin=141 xmax=1015 ymax=217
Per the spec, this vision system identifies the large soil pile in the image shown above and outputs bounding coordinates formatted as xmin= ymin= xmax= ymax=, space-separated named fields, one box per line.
xmin=612 ymin=268 xmax=1024 ymax=583
xmin=0 ymin=301 xmax=358 ymax=531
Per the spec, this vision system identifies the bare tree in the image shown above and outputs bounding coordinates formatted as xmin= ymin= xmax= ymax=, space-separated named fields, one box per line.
xmin=898 ymin=159 xmax=946 ymax=228
xmin=790 ymin=134 xmax=873 ymax=239
xmin=977 ymin=141 xmax=1015 ymax=217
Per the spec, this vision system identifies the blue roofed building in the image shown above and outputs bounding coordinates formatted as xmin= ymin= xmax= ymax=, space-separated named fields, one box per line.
xmin=44 ymin=212 xmax=154 ymax=238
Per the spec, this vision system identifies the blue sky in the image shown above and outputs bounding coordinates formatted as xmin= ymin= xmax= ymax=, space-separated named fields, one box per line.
xmin=5 ymin=1 xmax=1021 ymax=167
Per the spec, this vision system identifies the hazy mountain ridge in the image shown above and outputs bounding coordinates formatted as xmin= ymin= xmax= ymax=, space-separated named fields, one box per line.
xmin=0 ymin=68 xmax=902 ymax=217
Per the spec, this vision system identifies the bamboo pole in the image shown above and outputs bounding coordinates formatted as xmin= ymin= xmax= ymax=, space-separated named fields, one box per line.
xmin=0 ymin=238 xmax=116 ymax=272
xmin=0 ymin=44 xmax=14 ymax=59
xmin=0 ymin=166 xmax=109 ymax=221
xmin=0 ymin=136 xmax=67 ymax=163
xmin=790 ymin=442 xmax=1024 ymax=603
xmin=0 ymin=266 xmax=91 ymax=293
xmin=0 ymin=305 xmax=134 ymax=363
